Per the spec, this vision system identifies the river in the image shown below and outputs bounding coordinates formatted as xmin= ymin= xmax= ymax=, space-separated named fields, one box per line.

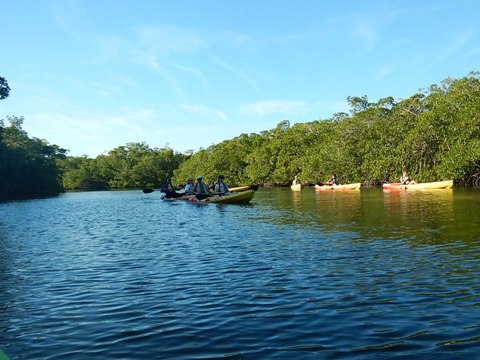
xmin=0 ymin=187 xmax=479 ymax=359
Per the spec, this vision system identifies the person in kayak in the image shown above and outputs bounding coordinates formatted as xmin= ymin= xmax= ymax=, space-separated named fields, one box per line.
xmin=292 ymin=175 xmax=300 ymax=186
xmin=326 ymin=173 xmax=338 ymax=185
xmin=214 ymin=175 xmax=230 ymax=195
xmin=161 ymin=178 xmax=183 ymax=198
xmin=193 ymin=176 xmax=212 ymax=200
xmin=184 ymin=178 xmax=195 ymax=194
xmin=400 ymin=169 xmax=417 ymax=185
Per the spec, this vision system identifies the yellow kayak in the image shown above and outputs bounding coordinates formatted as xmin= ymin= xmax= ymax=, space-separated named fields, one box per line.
xmin=383 ymin=180 xmax=453 ymax=190
xmin=315 ymin=183 xmax=361 ymax=191
xmin=229 ymin=185 xmax=259 ymax=192
xmin=291 ymin=184 xmax=303 ymax=191
xmin=206 ymin=190 xmax=255 ymax=204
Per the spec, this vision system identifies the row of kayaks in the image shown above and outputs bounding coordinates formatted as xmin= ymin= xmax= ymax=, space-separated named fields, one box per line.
xmin=147 ymin=180 xmax=454 ymax=205
xmin=291 ymin=183 xmax=362 ymax=191
xmin=291 ymin=180 xmax=454 ymax=191
xmin=291 ymin=183 xmax=363 ymax=191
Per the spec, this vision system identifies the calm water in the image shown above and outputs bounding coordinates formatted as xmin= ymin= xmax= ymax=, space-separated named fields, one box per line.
xmin=0 ymin=188 xmax=479 ymax=359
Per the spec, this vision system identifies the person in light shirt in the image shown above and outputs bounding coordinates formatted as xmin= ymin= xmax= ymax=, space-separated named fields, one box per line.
xmin=400 ymin=169 xmax=417 ymax=185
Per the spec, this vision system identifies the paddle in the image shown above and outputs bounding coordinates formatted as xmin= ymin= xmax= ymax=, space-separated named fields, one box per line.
xmin=143 ymin=188 xmax=187 ymax=194
xmin=145 ymin=185 xmax=258 ymax=194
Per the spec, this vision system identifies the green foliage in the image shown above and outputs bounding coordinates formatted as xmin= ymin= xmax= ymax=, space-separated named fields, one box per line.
xmin=5 ymin=73 xmax=480 ymax=195
xmin=60 ymin=142 xmax=188 ymax=190
xmin=0 ymin=76 xmax=10 ymax=100
xmin=171 ymin=72 xmax=480 ymax=186
xmin=0 ymin=116 xmax=67 ymax=197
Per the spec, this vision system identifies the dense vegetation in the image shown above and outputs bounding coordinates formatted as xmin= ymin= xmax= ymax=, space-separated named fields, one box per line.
xmin=173 ymin=72 xmax=480 ymax=187
xmin=0 ymin=76 xmax=10 ymax=100
xmin=0 ymin=116 xmax=67 ymax=198
xmin=61 ymin=143 xmax=188 ymax=190
xmin=1 ymin=73 xmax=480 ymax=198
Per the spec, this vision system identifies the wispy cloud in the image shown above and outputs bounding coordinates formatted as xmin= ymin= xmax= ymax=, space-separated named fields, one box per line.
xmin=134 ymin=24 xmax=208 ymax=57
xmin=211 ymin=56 xmax=261 ymax=93
xmin=169 ymin=61 xmax=209 ymax=92
xmin=180 ymin=104 xmax=229 ymax=123
xmin=23 ymin=106 xmax=161 ymax=155
xmin=433 ymin=30 xmax=476 ymax=65
xmin=50 ymin=0 xmax=85 ymax=36
xmin=240 ymin=100 xmax=307 ymax=116
xmin=352 ymin=19 xmax=379 ymax=51
xmin=375 ymin=66 xmax=394 ymax=79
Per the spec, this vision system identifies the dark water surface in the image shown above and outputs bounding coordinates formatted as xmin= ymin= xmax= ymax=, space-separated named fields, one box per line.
xmin=1 ymin=188 xmax=479 ymax=359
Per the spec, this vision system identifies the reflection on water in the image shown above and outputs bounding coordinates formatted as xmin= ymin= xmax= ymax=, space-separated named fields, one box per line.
xmin=0 ymin=188 xmax=479 ymax=359
xmin=264 ymin=187 xmax=478 ymax=244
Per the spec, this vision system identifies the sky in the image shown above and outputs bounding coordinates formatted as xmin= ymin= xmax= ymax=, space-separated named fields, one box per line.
xmin=1 ymin=0 xmax=480 ymax=157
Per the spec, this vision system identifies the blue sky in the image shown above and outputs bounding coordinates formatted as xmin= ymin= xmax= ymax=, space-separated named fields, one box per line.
xmin=1 ymin=0 xmax=479 ymax=157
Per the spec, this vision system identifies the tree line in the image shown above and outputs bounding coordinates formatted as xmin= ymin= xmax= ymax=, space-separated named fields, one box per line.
xmin=0 ymin=116 xmax=67 ymax=198
xmin=1 ymin=72 xmax=480 ymax=199
xmin=173 ymin=72 xmax=480 ymax=187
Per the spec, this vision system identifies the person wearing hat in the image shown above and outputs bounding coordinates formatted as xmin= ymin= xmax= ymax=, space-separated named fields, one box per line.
xmin=184 ymin=177 xmax=195 ymax=194
xmin=192 ymin=176 xmax=211 ymax=200
xmin=214 ymin=175 xmax=230 ymax=195
xmin=161 ymin=177 xmax=183 ymax=198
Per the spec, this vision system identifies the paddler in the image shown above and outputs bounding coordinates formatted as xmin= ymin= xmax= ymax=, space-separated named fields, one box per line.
xmin=214 ymin=175 xmax=230 ymax=195
xmin=193 ymin=176 xmax=212 ymax=200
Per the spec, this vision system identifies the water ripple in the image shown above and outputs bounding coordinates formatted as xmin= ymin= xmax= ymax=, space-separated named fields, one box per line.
xmin=0 ymin=189 xmax=479 ymax=359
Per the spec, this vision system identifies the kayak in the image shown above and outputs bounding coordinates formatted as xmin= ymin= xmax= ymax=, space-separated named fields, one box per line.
xmin=163 ymin=190 xmax=254 ymax=204
xmin=383 ymin=180 xmax=454 ymax=190
xmin=229 ymin=185 xmax=259 ymax=192
xmin=291 ymin=184 xmax=303 ymax=191
xmin=315 ymin=183 xmax=361 ymax=191
xmin=205 ymin=189 xmax=255 ymax=204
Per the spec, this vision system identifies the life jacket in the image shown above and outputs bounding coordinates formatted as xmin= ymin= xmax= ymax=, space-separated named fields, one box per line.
xmin=161 ymin=182 xmax=176 ymax=192
xmin=193 ymin=182 xmax=209 ymax=194
xmin=215 ymin=181 xmax=228 ymax=193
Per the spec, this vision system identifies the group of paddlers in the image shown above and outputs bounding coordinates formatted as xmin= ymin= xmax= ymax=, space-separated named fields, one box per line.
xmin=161 ymin=175 xmax=230 ymax=200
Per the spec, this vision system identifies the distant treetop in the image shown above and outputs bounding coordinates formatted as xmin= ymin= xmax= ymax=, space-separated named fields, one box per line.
xmin=0 ymin=76 xmax=11 ymax=100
